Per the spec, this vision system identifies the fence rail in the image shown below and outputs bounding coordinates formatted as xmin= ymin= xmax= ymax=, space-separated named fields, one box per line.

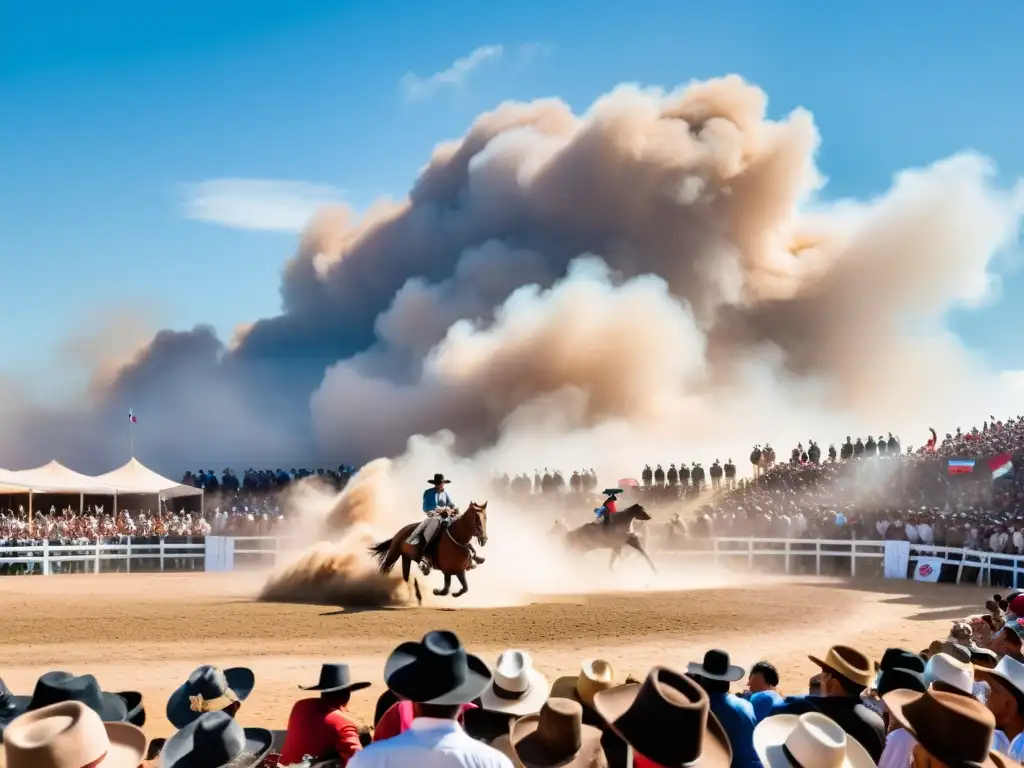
xmin=0 ymin=535 xmax=1014 ymax=586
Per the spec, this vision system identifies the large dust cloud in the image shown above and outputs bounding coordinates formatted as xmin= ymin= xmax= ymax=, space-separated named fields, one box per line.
xmin=2 ymin=74 xmax=1024 ymax=477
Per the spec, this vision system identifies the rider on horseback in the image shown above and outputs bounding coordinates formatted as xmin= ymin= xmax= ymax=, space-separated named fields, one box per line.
xmin=594 ymin=488 xmax=621 ymax=527
xmin=407 ymin=473 xmax=485 ymax=575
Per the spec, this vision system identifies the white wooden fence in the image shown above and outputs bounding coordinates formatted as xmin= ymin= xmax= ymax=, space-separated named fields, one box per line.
xmin=0 ymin=535 xmax=1013 ymax=585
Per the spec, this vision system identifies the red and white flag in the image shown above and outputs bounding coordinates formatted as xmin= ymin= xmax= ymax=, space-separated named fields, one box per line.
xmin=129 ymin=409 xmax=137 ymax=424
xmin=989 ymin=452 xmax=1013 ymax=480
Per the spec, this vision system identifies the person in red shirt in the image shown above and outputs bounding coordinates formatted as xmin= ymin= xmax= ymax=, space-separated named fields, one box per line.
xmin=372 ymin=698 xmax=477 ymax=742
xmin=279 ymin=663 xmax=371 ymax=767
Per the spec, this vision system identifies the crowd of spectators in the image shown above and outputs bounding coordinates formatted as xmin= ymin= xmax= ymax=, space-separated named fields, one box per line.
xmin=7 ymin=601 xmax=1024 ymax=768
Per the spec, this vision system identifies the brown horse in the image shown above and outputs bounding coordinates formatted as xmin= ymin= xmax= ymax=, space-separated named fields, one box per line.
xmin=369 ymin=502 xmax=488 ymax=598
xmin=564 ymin=503 xmax=657 ymax=573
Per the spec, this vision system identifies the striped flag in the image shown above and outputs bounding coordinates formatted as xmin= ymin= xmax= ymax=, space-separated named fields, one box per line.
xmin=129 ymin=409 xmax=137 ymax=424
xmin=947 ymin=458 xmax=975 ymax=476
xmin=989 ymin=453 xmax=1013 ymax=480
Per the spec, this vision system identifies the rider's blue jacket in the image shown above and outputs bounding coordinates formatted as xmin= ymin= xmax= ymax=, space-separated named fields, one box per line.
xmin=422 ymin=488 xmax=455 ymax=514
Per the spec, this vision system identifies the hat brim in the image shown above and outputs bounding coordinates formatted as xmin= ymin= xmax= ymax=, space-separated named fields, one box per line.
xmin=165 ymin=668 xmax=253 ymax=729
xmin=510 ymin=714 xmax=604 ymax=768
xmin=427 ymin=478 xmax=452 ymax=485
xmin=115 ymin=691 xmax=145 ymax=728
xmin=753 ymin=714 xmax=875 ymax=768
xmin=161 ymin=724 xmax=273 ymax=768
xmin=686 ymin=662 xmax=745 ymax=683
xmin=299 ymin=680 xmax=372 ymax=694
xmin=0 ymin=695 xmax=31 ymax=728
xmin=479 ymin=669 xmax=550 ymax=716
xmin=808 ymin=655 xmax=872 ymax=688
xmin=594 ymin=683 xmax=732 ymax=768
xmin=384 ymin=643 xmax=491 ymax=705
xmin=101 ymin=722 xmax=148 ymax=768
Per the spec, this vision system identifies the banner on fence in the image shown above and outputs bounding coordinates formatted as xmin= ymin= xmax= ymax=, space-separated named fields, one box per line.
xmin=913 ymin=557 xmax=944 ymax=583
xmin=204 ymin=537 xmax=235 ymax=572
xmin=884 ymin=540 xmax=911 ymax=579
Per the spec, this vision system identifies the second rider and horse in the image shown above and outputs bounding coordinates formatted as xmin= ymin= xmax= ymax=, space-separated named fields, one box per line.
xmin=370 ymin=472 xmax=656 ymax=599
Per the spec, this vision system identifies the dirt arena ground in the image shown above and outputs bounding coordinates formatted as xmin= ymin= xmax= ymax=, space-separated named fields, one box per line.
xmin=0 ymin=571 xmax=990 ymax=739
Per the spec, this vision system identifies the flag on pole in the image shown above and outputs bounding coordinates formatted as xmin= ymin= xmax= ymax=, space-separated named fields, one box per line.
xmin=947 ymin=458 xmax=975 ymax=476
xmin=989 ymin=453 xmax=1013 ymax=480
xmin=129 ymin=409 xmax=137 ymax=424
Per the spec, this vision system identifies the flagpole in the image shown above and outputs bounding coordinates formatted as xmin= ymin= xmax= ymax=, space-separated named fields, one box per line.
xmin=129 ymin=409 xmax=135 ymax=458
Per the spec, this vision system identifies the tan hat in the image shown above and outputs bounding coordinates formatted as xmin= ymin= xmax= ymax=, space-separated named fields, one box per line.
xmin=2 ymin=701 xmax=146 ymax=768
xmin=510 ymin=698 xmax=605 ymax=768
xmin=549 ymin=659 xmax=616 ymax=708
xmin=808 ymin=646 xmax=873 ymax=688
xmin=753 ymin=712 xmax=874 ymax=768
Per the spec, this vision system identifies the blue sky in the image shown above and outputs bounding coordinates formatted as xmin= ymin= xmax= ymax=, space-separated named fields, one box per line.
xmin=2 ymin=0 xmax=1022 ymax=379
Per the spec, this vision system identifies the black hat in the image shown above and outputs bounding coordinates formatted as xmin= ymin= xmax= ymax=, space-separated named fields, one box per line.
xmin=160 ymin=711 xmax=272 ymax=768
xmin=427 ymin=473 xmax=451 ymax=486
xmin=299 ymin=664 xmax=371 ymax=695
xmin=878 ymin=648 xmax=925 ymax=675
xmin=166 ymin=666 xmax=255 ymax=729
xmin=384 ymin=630 xmax=491 ymax=705
xmin=116 ymin=690 xmax=146 ymax=727
xmin=876 ymin=667 xmax=927 ymax=697
xmin=0 ymin=676 xmax=30 ymax=736
xmin=26 ymin=672 xmax=128 ymax=722
xmin=687 ymin=649 xmax=745 ymax=683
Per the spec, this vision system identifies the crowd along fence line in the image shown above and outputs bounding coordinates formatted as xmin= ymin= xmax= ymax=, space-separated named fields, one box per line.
xmin=0 ymin=536 xmax=1011 ymax=585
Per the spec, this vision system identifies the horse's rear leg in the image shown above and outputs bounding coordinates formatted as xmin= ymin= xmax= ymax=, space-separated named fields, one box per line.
xmin=452 ymin=572 xmax=468 ymax=598
xmin=609 ymin=548 xmax=620 ymax=571
xmin=401 ymin=554 xmax=411 ymax=583
xmin=626 ymin=533 xmax=658 ymax=574
xmin=433 ymin=573 xmax=452 ymax=597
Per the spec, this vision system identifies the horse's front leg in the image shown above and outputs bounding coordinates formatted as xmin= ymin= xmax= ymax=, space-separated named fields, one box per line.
xmin=609 ymin=547 xmax=620 ymax=571
xmin=626 ymin=533 xmax=659 ymax=575
xmin=433 ymin=573 xmax=452 ymax=596
xmin=452 ymin=571 xmax=469 ymax=598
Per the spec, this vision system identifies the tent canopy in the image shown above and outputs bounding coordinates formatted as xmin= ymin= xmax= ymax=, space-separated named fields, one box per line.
xmin=1 ymin=461 xmax=118 ymax=494
xmin=92 ymin=458 xmax=203 ymax=499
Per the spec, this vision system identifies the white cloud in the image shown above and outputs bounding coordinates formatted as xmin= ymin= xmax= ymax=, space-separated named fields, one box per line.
xmin=400 ymin=45 xmax=505 ymax=101
xmin=182 ymin=179 xmax=346 ymax=232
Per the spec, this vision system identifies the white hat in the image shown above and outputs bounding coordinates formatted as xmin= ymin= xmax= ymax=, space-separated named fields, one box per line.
xmin=754 ymin=712 xmax=874 ymax=768
xmin=2 ymin=701 xmax=146 ymax=768
xmin=478 ymin=650 xmax=550 ymax=716
xmin=925 ymin=653 xmax=974 ymax=695
xmin=978 ymin=655 xmax=1024 ymax=699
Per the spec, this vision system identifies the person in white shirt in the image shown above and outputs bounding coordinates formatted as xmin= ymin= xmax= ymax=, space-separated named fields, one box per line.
xmin=349 ymin=630 xmax=512 ymax=768
xmin=917 ymin=521 xmax=934 ymax=546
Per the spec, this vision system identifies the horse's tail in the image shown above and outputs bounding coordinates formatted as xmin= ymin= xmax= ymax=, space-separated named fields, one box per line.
xmin=369 ymin=537 xmax=400 ymax=575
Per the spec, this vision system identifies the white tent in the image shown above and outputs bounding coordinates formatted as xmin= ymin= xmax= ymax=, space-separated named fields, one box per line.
xmin=92 ymin=458 xmax=203 ymax=499
xmin=2 ymin=461 xmax=117 ymax=493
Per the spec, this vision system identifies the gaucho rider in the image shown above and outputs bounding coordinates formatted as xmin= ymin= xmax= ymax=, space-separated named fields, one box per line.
xmin=594 ymin=488 xmax=622 ymax=527
xmin=407 ymin=473 xmax=485 ymax=575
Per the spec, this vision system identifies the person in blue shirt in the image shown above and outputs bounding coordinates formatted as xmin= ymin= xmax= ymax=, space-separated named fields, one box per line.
xmin=687 ymin=650 xmax=761 ymax=768
xmin=742 ymin=661 xmax=784 ymax=721
xmin=407 ymin=473 xmax=484 ymax=575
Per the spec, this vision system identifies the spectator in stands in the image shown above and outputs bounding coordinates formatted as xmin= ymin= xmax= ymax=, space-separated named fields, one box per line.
xmin=166 ymin=665 xmax=254 ymax=728
xmin=744 ymin=661 xmax=782 ymax=720
xmin=279 ymin=663 xmax=370 ymax=766
xmin=2 ymin=701 xmax=146 ymax=768
xmin=688 ymin=650 xmax=758 ymax=768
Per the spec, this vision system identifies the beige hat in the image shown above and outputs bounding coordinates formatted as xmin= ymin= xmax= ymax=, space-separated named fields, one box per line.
xmin=924 ymin=653 xmax=974 ymax=696
xmin=479 ymin=650 xmax=550 ymax=717
xmin=549 ymin=660 xmax=615 ymax=708
xmin=753 ymin=712 xmax=874 ymax=768
xmin=807 ymin=646 xmax=873 ymax=688
xmin=2 ymin=701 xmax=146 ymax=768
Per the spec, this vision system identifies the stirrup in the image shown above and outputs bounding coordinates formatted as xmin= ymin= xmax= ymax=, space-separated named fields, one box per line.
xmin=420 ymin=559 xmax=432 ymax=575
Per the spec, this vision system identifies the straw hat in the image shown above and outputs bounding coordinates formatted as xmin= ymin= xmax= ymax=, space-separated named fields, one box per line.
xmin=549 ymin=660 xmax=616 ymax=708
xmin=753 ymin=712 xmax=874 ymax=768
xmin=479 ymin=650 xmax=550 ymax=717
xmin=807 ymin=646 xmax=873 ymax=688
xmin=2 ymin=701 xmax=145 ymax=768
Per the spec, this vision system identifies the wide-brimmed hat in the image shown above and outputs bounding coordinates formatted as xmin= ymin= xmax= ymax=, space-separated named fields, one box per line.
xmin=593 ymin=667 xmax=731 ymax=767
xmin=687 ymin=650 xmax=745 ymax=683
xmin=25 ymin=673 xmax=128 ymax=723
xmin=160 ymin=711 xmax=272 ymax=768
xmin=876 ymin=667 xmax=927 ymax=698
xmin=925 ymin=653 xmax=974 ymax=696
xmin=166 ymin=666 xmax=255 ymax=729
xmin=976 ymin=655 xmax=1024 ymax=701
xmin=383 ymin=630 xmax=491 ymax=705
xmin=808 ymin=646 xmax=873 ymax=688
xmin=427 ymin=474 xmax=451 ymax=485
xmin=549 ymin=659 xmax=616 ymax=708
xmin=3 ymin=701 xmax=146 ymax=768
xmin=113 ymin=691 xmax=145 ymax=728
xmin=510 ymin=698 xmax=605 ymax=768
xmin=876 ymin=648 xmax=925 ymax=675
xmin=299 ymin=664 xmax=371 ymax=696
xmin=753 ymin=711 xmax=874 ymax=768
xmin=883 ymin=688 xmax=1014 ymax=768
xmin=478 ymin=650 xmax=550 ymax=716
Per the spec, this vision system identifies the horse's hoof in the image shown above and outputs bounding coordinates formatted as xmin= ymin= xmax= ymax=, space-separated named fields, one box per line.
xmin=433 ymin=589 xmax=448 ymax=596
xmin=453 ymin=590 xmax=467 ymax=598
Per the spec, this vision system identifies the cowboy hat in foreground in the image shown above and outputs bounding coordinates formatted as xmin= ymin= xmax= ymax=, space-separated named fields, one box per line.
xmin=3 ymin=701 xmax=146 ymax=768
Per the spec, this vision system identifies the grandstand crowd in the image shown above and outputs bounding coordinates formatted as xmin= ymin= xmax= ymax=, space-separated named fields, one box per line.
xmin=6 ymin=597 xmax=1024 ymax=767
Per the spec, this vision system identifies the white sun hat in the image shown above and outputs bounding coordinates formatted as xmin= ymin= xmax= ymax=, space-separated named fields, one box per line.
xmin=753 ymin=712 xmax=874 ymax=768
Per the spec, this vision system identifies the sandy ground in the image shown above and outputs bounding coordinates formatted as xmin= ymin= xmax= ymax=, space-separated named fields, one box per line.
xmin=0 ymin=570 xmax=990 ymax=740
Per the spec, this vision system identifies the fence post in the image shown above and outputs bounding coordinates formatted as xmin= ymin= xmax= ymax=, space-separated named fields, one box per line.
xmin=159 ymin=538 xmax=165 ymax=572
xmin=747 ymin=539 xmax=754 ymax=568
xmin=784 ymin=540 xmax=791 ymax=575
xmin=1016 ymin=556 xmax=1020 ymax=591
xmin=850 ymin=538 xmax=857 ymax=578
xmin=43 ymin=539 xmax=50 ymax=576
xmin=815 ymin=541 xmax=821 ymax=577
xmin=713 ymin=538 xmax=719 ymax=565
xmin=94 ymin=539 xmax=101 ymax=574
xmin=126 ymin=537 xmax=132 ymax=574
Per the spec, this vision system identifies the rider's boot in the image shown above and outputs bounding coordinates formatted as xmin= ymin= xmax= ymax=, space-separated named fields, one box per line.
xmin=467 ymin=544 xmax=485 ymax=565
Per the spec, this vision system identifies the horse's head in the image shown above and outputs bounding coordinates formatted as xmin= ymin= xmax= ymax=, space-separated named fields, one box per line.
xmin=466 ymin=501 xmax=488 ymax=546
xmin=629 ymin=503 xmax=652 ymax=521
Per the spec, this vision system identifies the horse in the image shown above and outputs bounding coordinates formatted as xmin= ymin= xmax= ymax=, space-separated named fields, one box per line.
xmin=564 ymin=503 xmax=658 ymax=573
xmin=369 ymin=501 xmax=488 ymax=599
